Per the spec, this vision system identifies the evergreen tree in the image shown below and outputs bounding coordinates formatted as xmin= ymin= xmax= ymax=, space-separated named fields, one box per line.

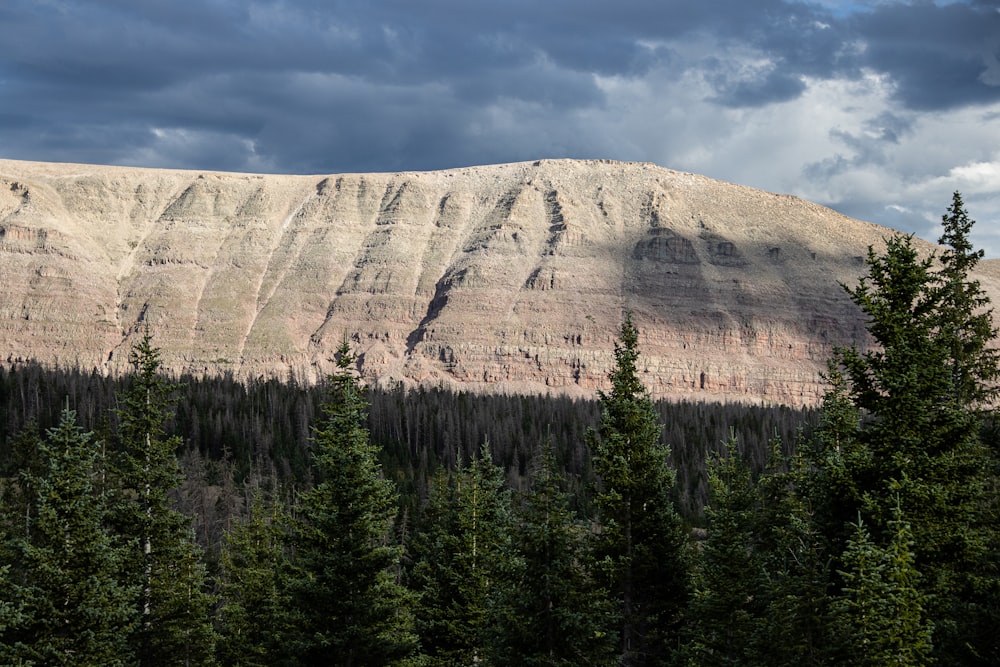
xmin=114 ymin=330 xmax=217 ymax=665
xmin=287 ymin=341 xmax=417 ymax=666
xmin=489 ymin=441 xmax=617 ymax=666
xmin=0 ymin=421 xmax=44 ymax=547
xmin=0 ymin=408 xmax=135 ymax=665
xmin=218 ymin=493 xmax=298 ymax=667
xmin=796 ymin=364 xmax=864 ymax=557
xmin=0 ymin=565 xmax=25 ymax=640
xmin=832 ymin=510 xmax=932 ymax=666
xmin=588 ymin=313 xmax=690 ymax=666
xmin=768 ymin=362 xmax=864 ymax=667
xmin=935 ymin=192 xmax=1000 ymax=407
xmin=753 ymin=438 xmax=837 ymax=667
xmin=964 ymin=426 xmax=1000 ymax=665
xmin=408 ymin=443 xmax=512 ymax=666
xmin=806 ymin=193 xmax=999 ymax=662
xmin=683 ymin=435 xmax=761 ymax=666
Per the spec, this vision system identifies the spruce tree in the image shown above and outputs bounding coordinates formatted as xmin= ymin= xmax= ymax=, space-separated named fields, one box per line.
xmin=488 ymin=441 xmax=617 ymax=666
xmin=832 ymin=510 xmax=932 ymax=666
xmin=683 ymin=435 xmax=761 ymax=666
xmin=287 ymin=341 xmax=417 ymax=666
xmin=0 ymin=408 xmax=135 ymax=665
xmin=114 ymin=330 xmax=217 ymax=665
xmin=0 ymin=421 xmax=45 ymax=539
xmin=753 ymin=435 xmax=837 ymax=667
xmin=806 ymin=193 xmax=999 ymax=663
xmin=935 ymin=192 xmax=999 ymax=407
xmin=408 ymin=443 xmax=512 ymax=667
xmin=588 ymin=313 xmax=690 ymax=666
xmin=218 ymin=494 xmax=298 ymax=667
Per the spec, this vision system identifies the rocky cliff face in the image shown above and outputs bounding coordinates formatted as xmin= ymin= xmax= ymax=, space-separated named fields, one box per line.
xmin=3 ymin=158 xmax=997 ymax=406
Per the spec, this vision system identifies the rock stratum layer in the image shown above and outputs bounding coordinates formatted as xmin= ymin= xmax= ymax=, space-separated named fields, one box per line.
xmin=4 ymin=158 xmax=999 ymax=406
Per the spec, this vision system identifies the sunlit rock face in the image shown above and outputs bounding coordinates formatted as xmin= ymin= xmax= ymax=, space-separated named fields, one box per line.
xmin=4 ymin=158 xmax=998 ymax=406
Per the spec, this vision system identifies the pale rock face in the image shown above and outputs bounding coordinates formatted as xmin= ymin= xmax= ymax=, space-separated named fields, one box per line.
xmin=3 ymin=158 xmax=997 ymax=406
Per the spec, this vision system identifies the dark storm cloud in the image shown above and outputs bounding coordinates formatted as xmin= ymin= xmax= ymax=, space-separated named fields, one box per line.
xmin=708 ymin=64 xmax=809 ymax=108
xmin=852 ymin=0 xmax=1000 ymax=110
xmin=805 ymin=110 xmax=915 ymax=180
xmin=0 ymin=1 xmax=998 ymax=254
xmin=2 ymin=0 xmax=995 ymax=169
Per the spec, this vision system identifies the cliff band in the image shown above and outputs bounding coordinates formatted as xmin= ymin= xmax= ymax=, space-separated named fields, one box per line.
xmin=4 ymin=158 xmax=997 ymax=405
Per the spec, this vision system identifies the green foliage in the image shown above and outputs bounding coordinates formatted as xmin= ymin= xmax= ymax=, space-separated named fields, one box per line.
xmin=0 ymin=408 xmax=135 ymax=665
xmin=751 ymin=441 xmax=837 ymax=667
xmin=936 ymin=192 xmax=1000 ymax=407
xmin=797 ymin=364 xmax=864 ymax=560
xmin=833 ymin=225 xmax=992 ymax=565
xmin=113 ymin=330 xmax=218 ymax=665
xmin=832 ymin=510 xmax=932 ymax=666
xmin=683 ymin=434 xmax=761 ymax=666
xmin=218 ymin=493 xmax=298 ymax=667
xmin=0 ymin=191 xmax=996 ymax=666
xmin=589 ymin=313 xmax=691 ymax=666
xmin=146 ymin=530 xmax=218 ymax=666
xmin=287 ymin=341 xmax=417 ymax=666
xmin=408 ymin=442 xmax=512 ymax=666
xmin=0 ymin=359 xmax=815 ymax=529
xmin=802 ymin=192 xmax=1000 ymax=663
xmin=489 ymin=441 xmax=618 ymax=666
xmin=0 ymin=422 xmax=45 ymax=545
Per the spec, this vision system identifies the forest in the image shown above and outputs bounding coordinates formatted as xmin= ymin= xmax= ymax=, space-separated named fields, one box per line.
xmin=1 ymin=192 xmax=998 ymax=666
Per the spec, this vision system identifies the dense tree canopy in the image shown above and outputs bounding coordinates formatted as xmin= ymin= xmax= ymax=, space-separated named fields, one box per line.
xmin=813 ymin=193 xmax=999 ymax=662
xmin=114 ymin=330 xmax=217 ymax=666
xmin=0 ymin=193 xmax=996 ymax=666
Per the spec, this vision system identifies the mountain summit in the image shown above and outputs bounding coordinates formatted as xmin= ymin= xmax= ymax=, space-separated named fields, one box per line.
xmin=4 ymin=158 xmax=996 ymax=405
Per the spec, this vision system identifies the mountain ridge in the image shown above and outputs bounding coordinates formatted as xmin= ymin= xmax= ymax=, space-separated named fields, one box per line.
xmin=3 ymin=157 xmax=994 ymax=406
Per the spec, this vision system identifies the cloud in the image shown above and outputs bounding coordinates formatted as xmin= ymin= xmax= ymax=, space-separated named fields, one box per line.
xmin=852 ymin=0 xmax=1000 ymax=109
xmin=0 ymin=0 xmax=998 ymax=254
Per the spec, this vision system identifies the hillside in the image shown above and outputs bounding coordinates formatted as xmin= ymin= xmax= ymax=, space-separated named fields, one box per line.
xmin=3 ymin=157 xmax=995 ymax=405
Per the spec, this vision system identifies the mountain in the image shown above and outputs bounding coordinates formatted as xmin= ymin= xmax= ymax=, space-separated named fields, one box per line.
xmin=3 ymin=158 xmax=997 ymax=406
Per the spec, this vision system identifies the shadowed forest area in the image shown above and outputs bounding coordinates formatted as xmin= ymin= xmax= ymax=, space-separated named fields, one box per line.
xmin=1 ymin=193 xmax=999 ymax=666
xmin=0 ymin=359 xmax=811 ymax=538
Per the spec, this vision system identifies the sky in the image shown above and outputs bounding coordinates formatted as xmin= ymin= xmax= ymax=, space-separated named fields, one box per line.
xmin=1 ymin=0 xmax=999 ymax=254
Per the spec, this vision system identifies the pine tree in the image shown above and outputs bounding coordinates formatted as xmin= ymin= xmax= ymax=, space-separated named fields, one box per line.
xmin=834 ymin=230 xmax=992 ymax=565
xmin=0 ymin=421 xmax=45 ymax=548
xmin=488 ymin=441 xmax=617 ymax=666
xmin=407 ymin=468 xmax=469 ymax=666
xmin=588 ymin=313 xmax=690 ymax=666
xmin=753 ymin=437 xmax=837 ymax=667
xmin=0 ymin=408 xmax=135 ymax=665
xmin=287 ymin=341 xmax=417 ymax=666
xmin=114 ymin=330 xmax=217 ymax=665
xmin=935 ymin=192 xmax=1000 ymax=407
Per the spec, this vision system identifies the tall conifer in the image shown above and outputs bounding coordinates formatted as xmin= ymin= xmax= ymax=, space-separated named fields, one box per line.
xmin=832 ymin=510 xmax=932 ymax=666
xmin=218 ymin=494 xmax=297 ymax=667
xmin=0 ymin=408 xmax=134 ymax=665
xmin=807 ymin=193 xmax=998 ymax=662
xmin=408 ymin=443 xmax=512 ymax=666
xmin=287 ymin=341 xmax=417 ymax=666
xmin=114 ymin=330 xmax=217 ymax=665
xmin=683 ymin=435 xmax=761 ymax=666
xmin=589 ymin=313 xmax=690 ymax=666
xmin=489 ymin=441 xmax=617 ymax=666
